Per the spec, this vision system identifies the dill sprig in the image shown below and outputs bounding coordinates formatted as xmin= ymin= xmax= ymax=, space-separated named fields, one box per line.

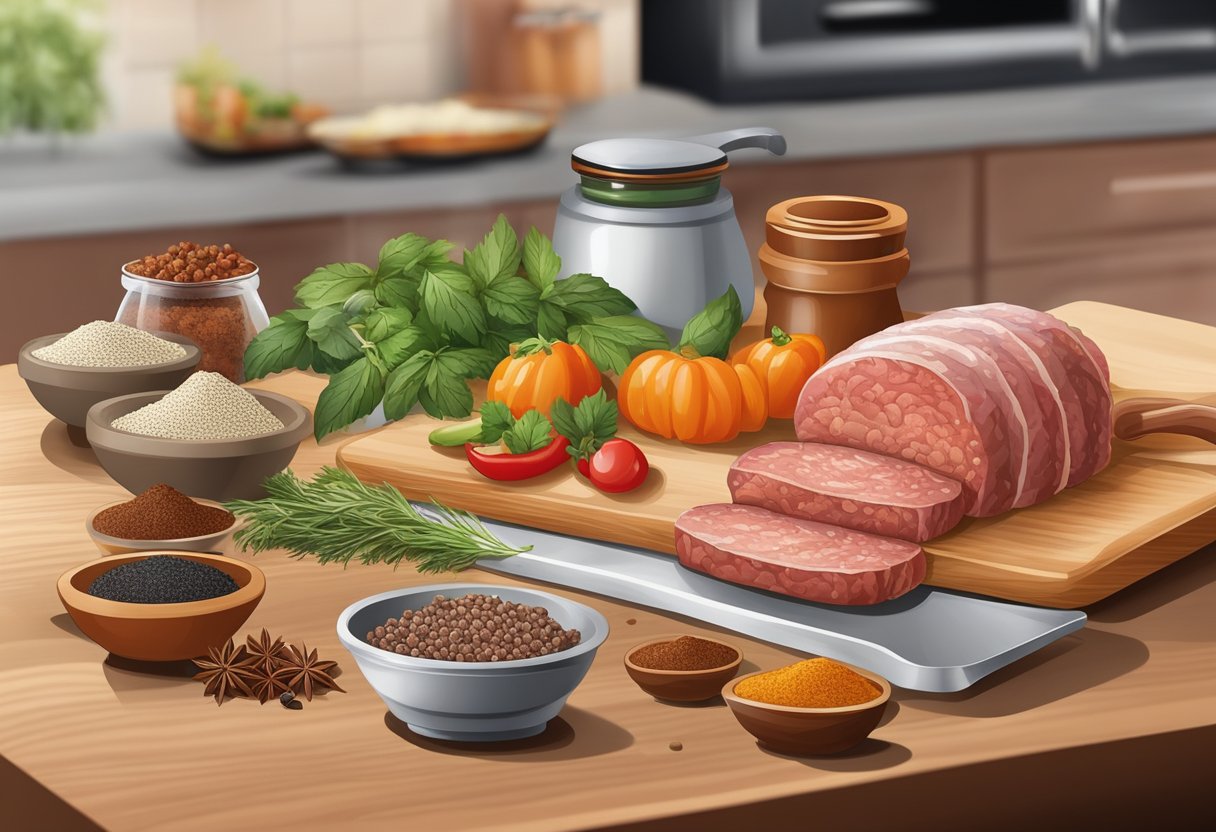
xmin=224 ymin=467 xmax=530 ymax=573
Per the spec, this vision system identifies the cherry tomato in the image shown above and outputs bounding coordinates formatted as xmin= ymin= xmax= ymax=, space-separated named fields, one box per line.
xmin=587 ymin=438 xmax=649 ymax=493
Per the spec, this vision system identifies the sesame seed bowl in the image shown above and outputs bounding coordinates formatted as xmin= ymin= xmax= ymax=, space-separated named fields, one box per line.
xmin=85 ymin=497 xmax=246 ymax=556
xmin=337 ymin=584 xmax=610 ymax=743
xmin=17 ymin=331 xmax=201 ymax=445
xmin=85 ymin=388 xmax=312 ymax=500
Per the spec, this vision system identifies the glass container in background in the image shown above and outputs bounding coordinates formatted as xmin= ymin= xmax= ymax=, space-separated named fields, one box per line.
xmin=513 ymin=8 xmax=603 ymax=102
xmin=116 ymin=266 xmax=269 ymax=383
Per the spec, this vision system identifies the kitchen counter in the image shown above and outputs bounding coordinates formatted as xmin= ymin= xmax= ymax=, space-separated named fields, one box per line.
xmin=6 ymin=75 xmax=1216 ymax=242
xmin=1 ymin=365 xmax=1213 ymax=831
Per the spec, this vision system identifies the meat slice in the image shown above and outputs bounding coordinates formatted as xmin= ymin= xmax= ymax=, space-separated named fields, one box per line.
xmin=957 ymin=304 xmax=1112 ymax=484
xmin=796 ymin=330 xmax=1023 ymax=516
xmin=729 ymin=442 xmax=964 ymax=542
xmin=675 ymin=503 xmax=926 ymax=606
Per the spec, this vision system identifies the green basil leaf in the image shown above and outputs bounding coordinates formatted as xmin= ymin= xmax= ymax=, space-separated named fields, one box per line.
xmin=546 ymin=273 xmax=636 ymax=322
xmin=376 ymin=324 xmax=428 ymax=371
xmin=364 ymin=306 xmax=415 ymax=343
xmin=306 ymin=306 xmax=362 ymax=360
xmin=501 ymin=409 xmax=553 ymax=454
xmin=463 ymin=214 xmax=521 ymax=290
xmin=314 ymin=356 xmax=385 ymax=440
xmin=482 ymin=274 xmax=540 ymax=326
xmin=536 ymin=301 xmax=569 ymax=341
xmin=479 ymin=324 xmax=533 ymax=361
xmin=421 ymin=266 xmax=486 ymax=345
xmin=478 ymin=400 xmax=515 ymax=444
xmin=548 ymin=397 xmax=579 ymax=445
xmin=374 ymin=274 xmax=421 ymax=312
xmin=418 ymin=360 xmax=474 ymax=419
xmin=244 ymin=312 xmax=315 ymax=380
xmin=436 ymin=346 xmax=499 ymax=380
xmin=342 ymin=288 xmax=378 ymax=318
xmin=567 ymin=315 xmax=670 ymax=374
xmin=522 ymin=226 xmax=560 ymax=294
xmin=677 ymin=285 xmax=743 ymax=360
xmin=294 ymin=262 xmax=374 ymax=309
xmin=377 ymin=233 xmax=430 ymax=278
xmin=383 ymin=350 xmax=432 ymax=421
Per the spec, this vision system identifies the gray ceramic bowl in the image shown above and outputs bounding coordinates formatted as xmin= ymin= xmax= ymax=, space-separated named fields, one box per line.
xmin=17 ymin=332 xmax=201 ymax=443
xmin=85 ymin=389 xmax=312 ymax=500
xmin=337 ymin=583 xmax=609 ymax=742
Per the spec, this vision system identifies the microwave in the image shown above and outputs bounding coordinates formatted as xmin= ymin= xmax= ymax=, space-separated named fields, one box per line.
xmin=642 ymin=0 xmax=1216 ymax=101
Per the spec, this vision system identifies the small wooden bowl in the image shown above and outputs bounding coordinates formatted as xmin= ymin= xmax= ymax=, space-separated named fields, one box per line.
xmin=624 ymin=634 xmax=743 ymax=702
xmin=86 ymin=498 xmax=245 ymax=556
xmin=722 ymin=664 xmax=892 ymax=756
xmin=57 ymin=552 xmax=265 ymax=662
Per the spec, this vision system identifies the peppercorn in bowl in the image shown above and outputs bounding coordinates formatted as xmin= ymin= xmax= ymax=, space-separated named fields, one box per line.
xmin=57 ymin=552 xmax=265 ymax=662
xmin=18 ymin=326 xmax=201 ymax=446
xmin=722 ymin=658 xmax=892 ymax=756
xmin=337 ymin=584 xmax=609 ymax=742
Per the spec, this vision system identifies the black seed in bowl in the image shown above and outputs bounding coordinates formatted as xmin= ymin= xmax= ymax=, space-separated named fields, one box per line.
xmin=87 ymin=555 xmax=240 ymax=603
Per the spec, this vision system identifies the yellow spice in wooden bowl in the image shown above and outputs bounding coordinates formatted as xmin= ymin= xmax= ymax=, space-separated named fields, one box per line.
xmin=734 ymin=658 xmax=881 ymax=709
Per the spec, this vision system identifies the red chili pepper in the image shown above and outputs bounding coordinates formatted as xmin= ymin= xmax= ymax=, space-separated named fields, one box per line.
xmin=465 ymin=436 xmax=571 ymax=481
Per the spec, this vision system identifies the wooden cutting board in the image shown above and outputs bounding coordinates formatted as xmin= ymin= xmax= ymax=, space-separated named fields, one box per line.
xmin=337 ymin=302 xmax=1216 ymax=609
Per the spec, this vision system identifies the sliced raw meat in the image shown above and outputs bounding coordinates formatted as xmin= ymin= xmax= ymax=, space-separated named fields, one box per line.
xmin=675 ymin=503 xmax=925 ymax=605
xmin=957 ymin=304 xmax=1112 ymax=484
xmin=907 ymin=311 xmax=1068 ymax=506
xmin=729 ymin=441 xmax=964 ymax=542
xmin=796 ymin=329 xmax=1024 ymax=516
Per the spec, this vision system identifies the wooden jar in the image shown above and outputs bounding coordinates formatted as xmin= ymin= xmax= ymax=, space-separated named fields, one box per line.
xmin=760 ymin=196 xmax=909 ymax=357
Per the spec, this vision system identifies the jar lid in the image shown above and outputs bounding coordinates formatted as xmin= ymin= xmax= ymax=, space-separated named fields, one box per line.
xmin=571 ymin=138 xmax=728 ymax=180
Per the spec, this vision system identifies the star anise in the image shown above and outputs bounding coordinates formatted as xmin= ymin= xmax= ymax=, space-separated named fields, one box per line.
xmin=248 ymin=662 xmax=297 ymax=704
xmin=193 ymin=640 xmax=258 ymax=705
xmin=245 ymin=628 xmax=287 ymax=675
xmin=279 ymin=642 xmax=344 ymax=701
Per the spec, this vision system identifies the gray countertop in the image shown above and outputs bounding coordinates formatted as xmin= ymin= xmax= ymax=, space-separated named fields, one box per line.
xmin=5 ymin=77 xmax=1216 ymax=242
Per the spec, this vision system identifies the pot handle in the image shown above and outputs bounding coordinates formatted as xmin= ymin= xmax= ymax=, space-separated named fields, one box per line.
xmin=684 ymin=127 xmax=787 ymax=157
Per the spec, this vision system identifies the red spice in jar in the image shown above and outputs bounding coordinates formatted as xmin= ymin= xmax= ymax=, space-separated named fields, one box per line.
xmin=122 ymin=296 xmax=254 ymax=382
xmin=630 ymin=636 xmax=739 ymax=671
xmin=126 ymin=242 xmax=255 ymax=283
xmin=93 ymin=483 xmax=235 ymax=540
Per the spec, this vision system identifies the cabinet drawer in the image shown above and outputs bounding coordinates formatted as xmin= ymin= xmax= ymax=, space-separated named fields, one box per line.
xmin=987 ymin=137 xmax=1216 ymax=263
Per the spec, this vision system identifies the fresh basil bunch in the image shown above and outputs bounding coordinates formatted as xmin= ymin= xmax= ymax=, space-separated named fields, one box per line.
xmin=244 ymin=215 xmax=670 ymax=439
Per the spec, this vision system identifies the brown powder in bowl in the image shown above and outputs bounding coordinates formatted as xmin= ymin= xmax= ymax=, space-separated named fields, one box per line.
xmin=630 ymin=636 xmax=738 ymax=671
xmin=93 ymin=483 xmax=235 ymax=540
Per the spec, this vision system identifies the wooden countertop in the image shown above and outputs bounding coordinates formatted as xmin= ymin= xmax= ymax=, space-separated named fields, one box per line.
xmin=1 ymin=365 xmax=1213 ymax=831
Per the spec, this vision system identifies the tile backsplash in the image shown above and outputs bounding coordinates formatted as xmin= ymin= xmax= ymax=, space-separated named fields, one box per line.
xmin=100 ymin=0 xmax=634 ymax=132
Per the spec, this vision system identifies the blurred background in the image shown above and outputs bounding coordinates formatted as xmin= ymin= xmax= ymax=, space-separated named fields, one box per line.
xmin=4 ymin=0 xmax=1216 ymax=359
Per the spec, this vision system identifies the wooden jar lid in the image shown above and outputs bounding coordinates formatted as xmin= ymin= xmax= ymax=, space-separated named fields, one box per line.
xmin=765 ymin=196 xmax=908 ymax=262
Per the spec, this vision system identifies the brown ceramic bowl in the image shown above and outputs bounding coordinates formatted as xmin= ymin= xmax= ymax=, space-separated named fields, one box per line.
xmin=85 ymin=388 xmax=312 ymax=500
xmin=722 ymin=663 xmax=892 ymax=756
xmin=17 ymin=332 xmax=201 ymax=444
xmin=623 ymin=634 xmax=743 ymax=702
xmin=57 ymin=552 xmax=265 ymax=662
xmin=85 ymin=497 xmax=245 ymax=556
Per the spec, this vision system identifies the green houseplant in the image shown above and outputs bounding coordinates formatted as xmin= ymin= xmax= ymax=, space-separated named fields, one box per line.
xmin=0 ymin=0 xmax=105 ymax=136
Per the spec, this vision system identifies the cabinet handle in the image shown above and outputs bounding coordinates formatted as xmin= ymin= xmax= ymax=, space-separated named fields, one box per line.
xmin=1104 ymin=0 xmax=1216 ymax=57
xmin=1110 ymin=171 xmax=1216 ymax=196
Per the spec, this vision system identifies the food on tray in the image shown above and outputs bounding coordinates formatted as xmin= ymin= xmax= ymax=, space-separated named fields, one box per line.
xmin=93 ymin=483 xmax=235 ymax=540
xmin=31 ymin=320 xmax=188 ymax=368
xmin=796 ymin=303 xmax=1113 ymax=517
xmin=365 ymin=592 xmax=581 ymax=662
xmin=192 ymin=630 xmax=344 ymax=705
xmin=578 ymin=437 xmax=649 ymax=493
xmin=629 ymin=636 xmax=738 ymax=672
xmin=734 ymin=658 xmax=882 ymax=709
xmin=620 ymin=287 xmax=768 ymax=444
xmin=729 ymin=442 xmax=965 ymax=543
xmin=550 ymin=390 xmax=650 ymax=493
xmin=311 ymin=99 xmax=547 ymax=140
xmin=243 ymin=218 xmax=664 ymax=437
xmin=487 ymin=337 xmax=602 ymax=418
xmin=175 ymin=48 xmax=325 ymax=154
xmin=462 ymin=402 xmax=571 ymax=481
xmin=111 ymin=371 xmax=284 ymax=440
xmin=126 ymin=241 xmax=255 ymax=283
xmin=226 ymin=467 xmax=529 ymax=571
xmin=674 ymin=503 xmax=925 ymax=606
xmin=730 ymin=327 xmax=826 ymax=419
xmin=119 ymin=241 xmax=264 ymax=381
xmin=88 ymin=554 xmax=239 ymax=604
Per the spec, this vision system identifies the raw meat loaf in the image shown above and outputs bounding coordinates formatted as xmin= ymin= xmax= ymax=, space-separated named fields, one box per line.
xmin=794 ymin=303 xmax=1112 ymax=517
xmin=729 ymin=442 xmax=965 ymax=542
xmin=675 ymin=503 xmax=926 ymax=606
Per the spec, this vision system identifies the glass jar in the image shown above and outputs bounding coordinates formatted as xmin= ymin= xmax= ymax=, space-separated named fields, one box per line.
xmin=116 ymin=265 xmax=269 ymax=383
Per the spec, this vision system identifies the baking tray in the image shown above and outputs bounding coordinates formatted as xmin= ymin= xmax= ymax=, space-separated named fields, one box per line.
xmin=469 ymin=518 xmax=1087 ymax=693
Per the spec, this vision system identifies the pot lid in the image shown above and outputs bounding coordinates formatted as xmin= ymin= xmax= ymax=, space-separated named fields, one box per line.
xmin=571 ymin=138 xmax=728 ymax=178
